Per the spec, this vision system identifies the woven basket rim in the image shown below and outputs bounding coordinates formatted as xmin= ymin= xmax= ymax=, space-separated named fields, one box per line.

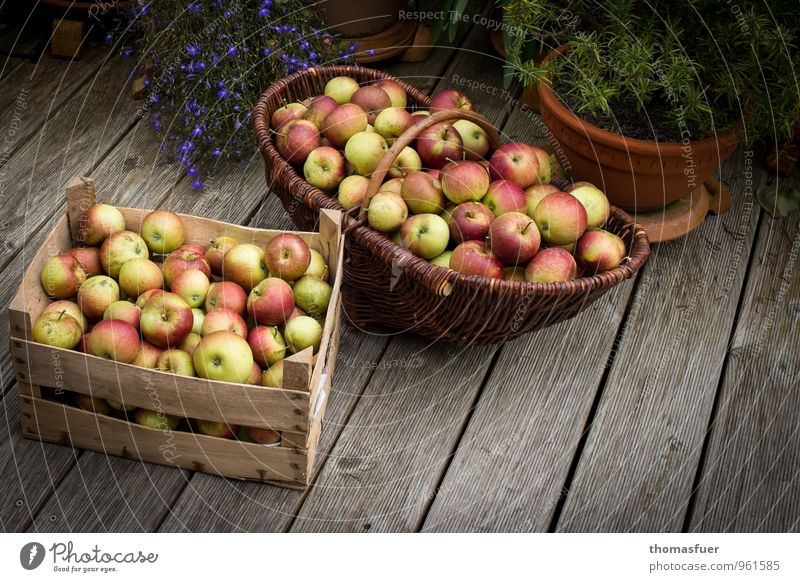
xmin=253 ymin=65 xmax=650 ymax=300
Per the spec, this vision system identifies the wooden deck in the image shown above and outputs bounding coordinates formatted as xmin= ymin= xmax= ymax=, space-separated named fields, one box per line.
xmin=1 ymin=20 xmax=798 ymax=533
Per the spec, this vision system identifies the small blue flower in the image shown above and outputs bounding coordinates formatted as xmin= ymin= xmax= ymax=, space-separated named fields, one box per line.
xmin=192 ymin=179 xmax=204 ymax=190
xmin=104 ymin=33 xmax=113 ymax=43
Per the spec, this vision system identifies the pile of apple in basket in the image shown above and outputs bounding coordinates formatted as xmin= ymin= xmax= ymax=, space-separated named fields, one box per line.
xmin=272 ymin=76 xmax=626 ymax=281
xmin=32 ymin=206 xmax=332 ymax=444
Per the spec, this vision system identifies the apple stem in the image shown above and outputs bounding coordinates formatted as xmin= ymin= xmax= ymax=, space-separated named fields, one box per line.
xmin=522 ymin=221 xmax=534 ymax=235
xmin=58 ymin=309 xmax=67 ymax=320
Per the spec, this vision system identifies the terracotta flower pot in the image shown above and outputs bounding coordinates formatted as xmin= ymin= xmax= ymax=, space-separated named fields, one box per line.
xmin=537 ymin=45 xmax=738 ymax=211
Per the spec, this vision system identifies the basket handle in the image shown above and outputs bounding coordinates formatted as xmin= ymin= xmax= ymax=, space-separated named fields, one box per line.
xmin=357 ymin=109 xmax=502 ymax=220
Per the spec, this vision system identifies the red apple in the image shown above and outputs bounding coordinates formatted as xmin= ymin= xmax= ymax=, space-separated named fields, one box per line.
xmin=337 ymin=174 xmax=370 ymax=210
xmin=141 ymin=210 xmax=186 ymax=254
xmin=40 ymin=254 xmax=87 ymax=299
xmin=322 ymin=103 xmax=368 ymax=147
xmin=171 ymin=268 xmax=210 ymax=308
xmin=131 ymin=340 xmax=163 ymax=368
xmin=575 ymin=229 xmax=626 ymax=274
xmin=350 ymin=86 xmax=391 ymax=123
xmin=533 ymin=192 xmax=588 ymax=245
xmin=373 ymin=107 xmax=414 ymax=145
xmin=525 ymin=247 xmax=578 ymax=283
xmin=205 ymin=236 xmax=237 ymax=276
xmin=487 ymin=211 xmax=541 ymax=265
xmin=440 ymin=160 xmax=490 ymax=203
xmin=489 ymin=142 xmax=540 ymax=189
xmin=271 ymin=102 xmax=307 ymax=129
xmin=195 ymin=418 xmax=238 ymax=439
xmin=239 ymin=426 xmax=281 ymax=446
xmin=118 ymin=258 xmax=164 ymax=299
xmin=205 ymin=281 xmax=247 ymax=315
xmin=447 ymin=201 xmax=494 ymax=243
xmin=401 ymin=170 xmax=446 ymax=214
xmin=373 ymin=79 xmax=407 ymax=108
xmin=100 ymin=230 xmax=148 ymax=278
xmin=303 ymin=95 xmax=338 ymax=129
xmin=430 ymin=89 xmax=474 ymax=113
xmin=248 ymin=325 xmax=287 ymax=368
xmin=530 ymin=145 xmax=552 ymax=183
xmin=482 ymin=179 xmax=527 ymax=217
xmin=264 ymin=233 xmax=311 ymax=281
xmin=43 ymin=300 xmax=88 ymax=332
xmin=222 ymin=243 xmax=268 ymax=292
xmin=157 ymin=348 xmax=195 ymax=376
xmin=77 ymin=275 xmax=120 ymax=320
xmin=135 ymin=288 xmax=164 ymax=309
xmin=140 ymin=291 xmax=193 ymax=348
xmin=202 ymin=308 xmax=247 ymax=338
xmin=248 ymin=277 xmax=295 ymax=326
xmin=179 ymin=331 xmax=202 ymax=356
xmin=450 ymin=240 xmax=504 ymax=279
xmin=524 ymin=184 xmax=560 ymax=218
xmin=68 ymin=247 xmax=102 ymax=277
xmin=175 ymin=243 xmax=207 ymax=256
xmin=88 ymin=319 xmax=140 ymax=363
xmin=246 ymin=362 xmax=263 ymax=385
xmin=276 ymin=118 xmax=320 ymax=165
xmin=417 ymin=122 xmax=463 ymax=169
xmin=162 ymin=248 xmax=211 ymax=289
xmin=82 ymin=204 xmax=126 ymax=246
xmin=103 ymin=300 xmax=141 ymax=329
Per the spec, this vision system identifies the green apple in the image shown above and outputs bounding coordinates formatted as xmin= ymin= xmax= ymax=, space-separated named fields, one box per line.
xmin=77 ymin=275 xmax=120 ymax=320
xmin=367 ymin=192 xmax=408 ymax=232
xmin=284 ymin=315 xmax=323 ymax=354
xmin=43 ymin=300 xmax=88 ymax=332
xmin=99 ymin=230 xmax=148 ymax=278
xmin=337 ymin=175 xmax=370 ymax=210
xmin=399 ymin=214 xmax=450 ymax=259
xmin=82 ymin=204 xmax=126 ymax=246
xmin=303 ymin=248 xmax=329 ymax=281
xmin=141 ymin=210 xmax=186 ymax=254
xmin=40 ymin=254 xmax=87 ymax=299
xmin=259 ymin=360 xmax=284 ymax=388
xmin=134 ymin=408 xmax=180 ymax=430
xmin=388 ymin=146 xmax=422 ymax=179
xmin=430 ymin=250 xmax=453 ymax=268
xmin=344 ymin=131 xmax=388 ymax=176
xmin=157 ymin=348 xmax=196 ymax=376
xmin=32 ymin=310 xmax=83 ymax=349
xmin=193 ymin=330 xmax=254 ymax=383
xmin=118 ymin=258 xmax=164 ymax=299
xmin=324 ymin=76 xmax=360 ymax=104
xmin=191 ymin=308 xmax=205 ymax=335
xmin=292 ymin=275 xmax=332 ymax=316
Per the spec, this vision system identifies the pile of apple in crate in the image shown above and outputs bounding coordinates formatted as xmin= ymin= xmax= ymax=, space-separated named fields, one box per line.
xmin=273 ymin=76 xmax=626 ymax=279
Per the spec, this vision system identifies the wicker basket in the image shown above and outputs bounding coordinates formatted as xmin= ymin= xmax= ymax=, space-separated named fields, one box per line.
xmin=254 ymin=66 xmax=650 ymax=345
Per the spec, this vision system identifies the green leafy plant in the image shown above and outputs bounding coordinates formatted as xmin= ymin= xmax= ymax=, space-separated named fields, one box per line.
xmin=501 ymin=0 xmax=800 ymax=144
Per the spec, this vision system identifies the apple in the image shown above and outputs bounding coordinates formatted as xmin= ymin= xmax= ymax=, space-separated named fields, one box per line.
xmin=399 ymin=171 xmax=445 ymax=215
xmin=175 ymin=243 xmax=207 ymax=256
xmin=271 ymin=101 xmax=307 ymax=129
xmin=135 ymin=288 xmax=164 ymax=309
xmin=367 ymin=191 xmax=408 ymax=232
xmin=248 ymin=325 xmax=287 ymax=367
xmin=575 ymin=229 xmax=626 ymax=274
xmin=379 ymin=177 xmax=404 ymax=196
xmin=68 ymin=247 xmax=102 ymax=277
xmin=246 ymin=362 xmax=262 ymax=385
xmin=524 ymin=183 xmax=560 ymax=218
xmin=190 ymin=309 xmax=204 ymax=335
xmin=440 ymin=161 xmax=490 ymax=203
xmin=32 ymin=310 xmax=83 ymax=349
xmin=452 ymin=119 xmax=490 ymax=161
xmin=487 ymin=211 xmax=541 ymax=265
xmin=134 ymin=408 xmax=180 ymax=430
xmin=140 ymin=291 xmax=193 ymax=348
xmin=430 ymin=250 xmax=453 ymax=268
xmin=525 ymin=247 xmax=578 ymax=283
xmin=131 ymin=340 xmax=163 ymax=368
xmin=374 ymin=107 xmax=414 ymax=145
xmin=284 ymin=315 xmax=323 ymax=354
xmin=448 ymin=201 xmax=494 ymax=243
xmin=82 ymin=204 xmax=126 ymax=246
xmin=400 ymin=213 xmax=450 ymax=259
xmin=533 ymin=192 xmax=588 ymax=245
xmin=373 ymin=79 xmax=407 ymax=108
xmin=303 ymin=248 xmax=329 ymax=281
xmin=322 ymin=103 xmax=368 ymax=146
xmin=350 ymin=86 xmax=391 ymax=123
xmin=43 ymin=300 xmax=88 ymax=332
xmin=530 ymin=146 xmax=552 ymax=183
xmin=570 ymin=184 xmax=611 ymax=229
xmin=88 ymin=319 xmax=139 ymax=363
xmin=265 ymin=233 xmax=311 ymax=281
xmin=260 ymin=360 xmax=284 ymax=388
xmin=503 ymin=266 xmax=527 ymax=281
xmin=450 ymin=240 xmax=504 ymax=279
xmin=157 ymin=348 xmax=195 ymax=376
xmin=118 ymin=258 xmax=164 ymax=298
xmin=276 ymin=118 xmax=320 ymax=165
xmin=205 ymin=236 xmax=237 ymax=276
xmin=40 ymin=254 xmax=87 ymax=299
xmin=284 ymin=306 xmax=307 ymax=328
xmin=222 ymin=243 xmax=268 ymax=292
xmin=244 ymin=279 xmax=292 ymax=328
xmin=205 ymin=281 xmax=247 ymax=314
xmin=77 ymin=332 xmax=91 ymax=353
xmin=107 ymin=399 xmax=136 ymax=412
xmin=482 ymin=179 xmax=527 ymax=217
xmin=141 ymin=210 xmax=186 ymax=254
xmin=72 ymin=393 xmax=112 ymax=415
xmin=238 ymin=426 xmax=281 ymax=446
xmin=387 ymin=146 xmax=422 ymax=180
xmin=99 ymin=230 xmax=148 ymax=278
xmin=303 ymin=146 xmax=346 ymax=191
xmin=489 ymin=142 xmax=540 ymax=188
xmin=344 ymin=131 xmax=388 ymax=176
xmin=430 ymin=89 xmax=474 ymax=113
xmin=337 ymin=175 xmax=369 ymax=210
xmin=171 ymin=268 xmax=210 ymax=308
xmin=303 ymin=95 xmax=338 ymax=129
xmin=179 ymin=332 xmax=202 ymax=356
xmin=77 ymin=275 xmax=120 ymax=320
xmin=195 ymin=419 xmax=238 ymax=439
xmin=202 ymin=307 xmax=247 ymax=338
xmin=103 ymin=300 xmax=141 ymax=329
xmin=417 ymin=122 xmax=463 ymax=169
xmin=162 ymin=248 xmax=211 ymax=289
xmin=193 ymin=330 xmax=254 ymax=383
xmin=324 ymin=76 xmax=360 ymax=104
xmin=292 ymin=275 xmax=333 ymax=316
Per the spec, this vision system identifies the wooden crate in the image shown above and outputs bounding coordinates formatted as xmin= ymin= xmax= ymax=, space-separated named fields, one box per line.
xmin=9 ymin=177 xmax=344 ymax=490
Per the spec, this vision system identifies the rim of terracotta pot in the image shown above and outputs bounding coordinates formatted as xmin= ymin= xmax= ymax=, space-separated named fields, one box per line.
xmin=537 ymin=44 xmax=738 ymax=155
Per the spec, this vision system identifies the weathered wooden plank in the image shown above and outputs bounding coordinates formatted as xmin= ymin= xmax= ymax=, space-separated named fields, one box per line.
xmin=688 ymin=180 xmax=800 ymax=532
xmin=555 ymin=147 xmax=766 ymax=532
